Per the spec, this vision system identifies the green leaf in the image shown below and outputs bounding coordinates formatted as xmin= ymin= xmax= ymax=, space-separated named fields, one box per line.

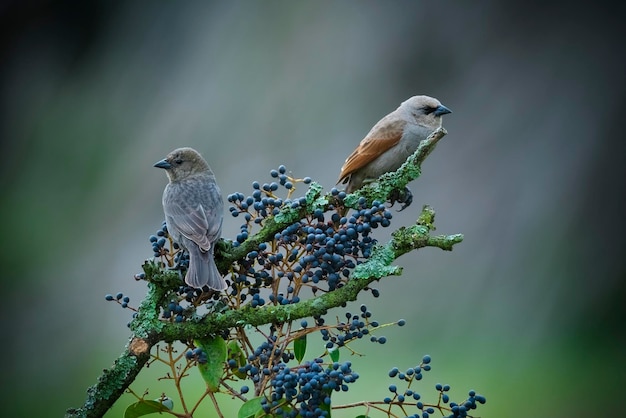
xmin=238 ymin=397 xmax=264 ymax=418
xmin=228 ymin=340 xmax=248 ymax=379
xmin=196 ymin=336 xmax=227 ymax=392
xmin=329 ymin=347 xmax=340 ymax=362
xmin=294 ymin=334 xmax=307 ymax=363
xmin=124 ymin=400 xmax=171 ymax=418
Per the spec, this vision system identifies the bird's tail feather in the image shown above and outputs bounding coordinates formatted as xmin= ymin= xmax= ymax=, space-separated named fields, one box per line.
xmin=185 ymin=244 xmax=227 ymax=291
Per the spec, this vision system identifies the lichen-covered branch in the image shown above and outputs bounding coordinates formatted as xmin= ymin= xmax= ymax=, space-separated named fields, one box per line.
xmin=354 ymin=205 xmax=462 ymax=279
xmin=66 ymin=127 xmax=459 ymax=417
xmin=65 ymin=339 xmax=154 ymax=418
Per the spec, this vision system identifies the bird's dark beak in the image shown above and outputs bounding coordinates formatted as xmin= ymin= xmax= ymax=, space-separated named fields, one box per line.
xmin=434 ymin=105 xmax=452 ymax=116
xmin=154 ymin=159 xmax=172 ymax=169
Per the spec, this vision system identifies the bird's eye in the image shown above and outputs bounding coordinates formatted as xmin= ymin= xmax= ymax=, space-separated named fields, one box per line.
xmin=422 ymin=106 xmax=436 ymax=115
xmin=174 ymin=159 xmax=183 ymax=165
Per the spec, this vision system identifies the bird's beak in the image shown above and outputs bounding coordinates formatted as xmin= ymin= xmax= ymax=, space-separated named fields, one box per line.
xmin=434 ymin=105 xmax=452 ymax=116
xmin=154 ymin=159 xmax=172 ymax=169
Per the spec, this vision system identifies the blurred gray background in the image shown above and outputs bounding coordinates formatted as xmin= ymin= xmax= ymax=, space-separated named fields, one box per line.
xmin=1 ymin=1 xmax=624 ymax=417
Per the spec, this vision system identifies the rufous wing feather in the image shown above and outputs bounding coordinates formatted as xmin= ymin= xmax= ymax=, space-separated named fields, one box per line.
xmin=338 ymin=116 xmax=406 ymax=183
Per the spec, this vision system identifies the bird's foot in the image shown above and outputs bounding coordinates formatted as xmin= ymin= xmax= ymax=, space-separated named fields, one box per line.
xmin=389 ymin=187 xmax=413 ymax=211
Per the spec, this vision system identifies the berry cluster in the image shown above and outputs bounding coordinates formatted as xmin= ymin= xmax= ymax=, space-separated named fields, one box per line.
xmin=105 ymin=292 xmax=131 ymax=309
xmin=149 ymin=222 xmax=171 ymax=258
xmin=227 ymin=165 xmax=311 ymax=231
xmin=225 ymin=165 xmax=394 ymax=309
xmin=384 ymin=355 xmax=486 ymax=418
xmin=185 ymin=347 xmax=208 ymax=364
xmin=445 ymin=389 xmax=487 ymax=418
xmin=233 ymin=335 xmax=295 ymax=384
xmin=274 ymin=195 xmax=392 ymax=291
xmin=316 ymin=304 xmax=402 ymax=350
xmin=162 ymin=300 xmax=185 ymax=322
xmin=148 ymin=222 xmax=189 ymax=271
xmin=260 ymin=358 xmax=358 ymax=417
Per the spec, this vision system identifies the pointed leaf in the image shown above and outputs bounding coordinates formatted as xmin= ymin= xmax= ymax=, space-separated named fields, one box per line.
xmin=196 ymin=336 xmax=227 ymax=392
xmin=124 ymin=400 xmax=171 ymax=418
xmin=294 ymin=334 xmax=307 ymax=363
xmin=238 ymin=396 xmax=264 ymax=418
xmin=329 ymin=347 xmax=340 ymax=362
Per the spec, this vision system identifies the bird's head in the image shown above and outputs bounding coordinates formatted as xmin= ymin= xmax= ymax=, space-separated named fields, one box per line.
xmin=154 ymin=147 xmax=211 ymax=182
xmin=401 ymin=95 xmax=451 ymax=129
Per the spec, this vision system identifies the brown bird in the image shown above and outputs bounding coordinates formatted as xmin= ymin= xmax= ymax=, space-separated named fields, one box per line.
xmin=337 ymin=95 xmax=451 ymax=199
xmin=154 ymin=147 xmax=227 ymax=291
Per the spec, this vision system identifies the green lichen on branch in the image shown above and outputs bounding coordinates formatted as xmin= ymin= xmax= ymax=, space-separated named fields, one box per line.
xmin=353 ymin=204 xmax=462 ymax=280
xmin=65 ymin=338 xmax=153 ymax=418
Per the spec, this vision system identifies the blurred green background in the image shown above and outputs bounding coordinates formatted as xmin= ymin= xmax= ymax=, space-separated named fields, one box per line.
xmin=1 ymin=1 xmax=624 ymax=417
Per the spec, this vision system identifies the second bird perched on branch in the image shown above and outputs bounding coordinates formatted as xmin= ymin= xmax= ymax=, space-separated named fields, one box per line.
xmin=154 ymin=147 xmax=227 ymax=291
xmin=337 ymin=95 xmax=451 ymax=208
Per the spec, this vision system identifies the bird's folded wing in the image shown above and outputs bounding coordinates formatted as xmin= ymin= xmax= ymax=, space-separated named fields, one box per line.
xmin=338 ymin=117 xmax=406 ymax=183
xmin=165 ymin=202 xmax=213 ymax=250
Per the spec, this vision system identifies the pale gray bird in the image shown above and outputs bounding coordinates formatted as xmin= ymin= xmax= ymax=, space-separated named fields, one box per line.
xmin=154 ymin=147 xmax=227 ymax=291
xmin=338 ymin=95 xmax=451 ymax=196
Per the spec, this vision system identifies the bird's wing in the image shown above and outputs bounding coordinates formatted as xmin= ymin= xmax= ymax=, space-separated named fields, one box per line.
xmin=337 ymin=116 xmax=406 ymax=183
xmin=165 ymin=201 xmax=215 ymax=251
